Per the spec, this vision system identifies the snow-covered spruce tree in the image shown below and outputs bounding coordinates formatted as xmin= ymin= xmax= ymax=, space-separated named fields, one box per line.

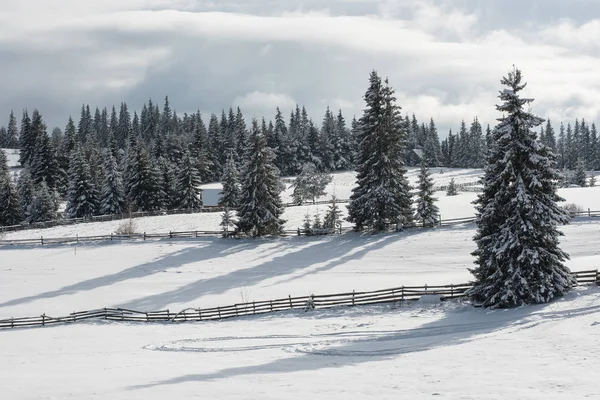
xmin=573 ymin=158 xmax=587 ymax=187
xmin=236 ymin=118 xmax=285 ymax=237
xmin=446 ymin=178 xmax=458 ymax=196
xmin=323 ymin=195 xmax=342 ymax=230
xmin=219 ymin=151 xmax=240 ymax=209
xmin=220 ymin=208 xmax=236 ymax=238
xmin=176 ymin=150 xmax=203 ymax=210
xmin=312 ymin=213 xmax=322 ymax=229
xmin=468 ymin=67 xmax=575 ymax=308
xmin=66 ymin=147 xmax=99 ymax=219
xmin=292 ymin=163 xmax=332 ymax=204
xmin=0 ymin=173 xmax=22 ymax=226
xmin=28 ymin=181 xmax=57 ymax=223
xmin=347 ymin=71 xmax=413 ymax=231
xmin=590 ymin=174 xmax=597 ymax=187
xmin=125 ymin=141 xmax=163 ymax=212
xmin=99 ymin=151 xmax=125 ymax=215
xmin=303 ymin=213 xmax=312 ymax=233
xmin=414 ymin=161 xmax=439 ymax=227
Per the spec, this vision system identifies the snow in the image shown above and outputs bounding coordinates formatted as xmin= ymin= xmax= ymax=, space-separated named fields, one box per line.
xmin=1 ymin=218 xmax=600 ymax=399
xmin=2 ymin=167 xmax=600 ymax=399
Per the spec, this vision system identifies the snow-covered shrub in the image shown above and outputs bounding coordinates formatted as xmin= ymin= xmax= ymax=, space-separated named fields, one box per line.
xmin=561 ymin=203 xmax=583 ymax=218
xmin=115 ymin=219 xmax=138 ymax=235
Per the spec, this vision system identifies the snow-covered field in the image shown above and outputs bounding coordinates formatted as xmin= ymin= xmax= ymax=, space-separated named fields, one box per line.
xmin=1 ymin=167 xmax=600 ymax=399
xmin=1 ymin=216 xmax=600 ymax=398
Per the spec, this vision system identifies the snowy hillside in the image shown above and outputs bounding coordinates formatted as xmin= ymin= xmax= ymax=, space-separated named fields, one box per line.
xmin=1 ymin=218 xmax=600 ymax=399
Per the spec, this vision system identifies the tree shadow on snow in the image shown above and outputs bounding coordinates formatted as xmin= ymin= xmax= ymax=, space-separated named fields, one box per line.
xmin=128 ymin=286 xmax=600 ymax=390
xmin=119 ymin=230 xmax=424 ymax=311
xmin=0 ymin=238 xmax=256 ymax=310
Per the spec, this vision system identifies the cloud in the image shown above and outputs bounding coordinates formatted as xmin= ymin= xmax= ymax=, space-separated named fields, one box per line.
xmin=234 ymin=91 xmax=296 ymax=115
xmin=0 ymin=0 xmax=599 ymax=136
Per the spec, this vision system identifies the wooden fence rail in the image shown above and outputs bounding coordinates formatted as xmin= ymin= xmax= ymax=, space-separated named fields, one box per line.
xmin=3 ymin=210 xmax=599 ymax=247
xmin=1 ymin=270 xmax=596 ymax=330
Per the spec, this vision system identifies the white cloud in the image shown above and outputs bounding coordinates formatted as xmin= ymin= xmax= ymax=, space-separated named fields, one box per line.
xmin=234 ymin=91 xmax=296 ymax=113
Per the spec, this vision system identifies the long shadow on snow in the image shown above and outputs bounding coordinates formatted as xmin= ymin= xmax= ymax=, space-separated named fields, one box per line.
xmin=0 ymin=238 xmax=256 ymax=310
xmin=119 ymin=230 xmax=423 ymax=311
xmin=129 ymin=286 xmax=600 ymax=389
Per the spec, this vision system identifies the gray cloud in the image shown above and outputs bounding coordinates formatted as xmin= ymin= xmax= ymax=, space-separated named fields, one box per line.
xmin=0 ymin=0 xmax=599 ymax=136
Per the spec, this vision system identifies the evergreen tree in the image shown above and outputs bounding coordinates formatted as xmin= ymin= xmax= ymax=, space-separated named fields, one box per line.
xmin=125 ymin=141 xmax=163 ymax=211
xmin=6 ymin=111 xmax=19 ymax=148
xmin=589 ymin=174 xmax=596 ymax=187
xmin=292 ymin=163 xmax=332 ymax=204
xmin=414 ymin=162 xmax=439 ymax=227
xmin=0 ymin=149 xmax=8 ymax=177
xmin=0 ymin=174 xmax=22 ymax=226
xmin=17 ymin=169 xmax=34 ymax=222
xmin=99 ymin=151 xmax=125 ymax=215
xmin=446 ymin=178 xmax=458 ymax=196
xmin=469 ymin=67 xmax=575 ymax=308
xmin=573 ymin=158 xmax=587 ymax=187
xmin=18 ymin=110 xmax=33 ymax=166
xmin=28 ymin=181 xmax=57 ymax=223
xmin=347 ymin=71 xmax=412 ymax=231
xmin=66 ymin=147 xmax=99 ymax=218
xmin=219 ymin=152 xmax=240 ymax=209
xmin=157 ymin=157 xmax=178 ymax=209
xmin=237 ymin=119 xmax=285 ymax=236
xmin=323 ymin=195 xmax=342 ymax=230
xmin=220 ymin=208 xmax=236 ymax=238
xmin=176 ymin=151 xmax=203 ymax=210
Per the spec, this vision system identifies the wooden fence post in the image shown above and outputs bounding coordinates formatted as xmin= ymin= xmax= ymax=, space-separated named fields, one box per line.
xmin=145 ymin=312 xmax=149 ymax=322
xmin=401 ymin=286 xmax=405 ymax=301
xmin=198 ymin=309 xmax=202 ymax=321
xmin=589 ymin=208 xmax=591 ymax=217
xmin=450 ymin=284 xmax=454 ymax=298
xmin=253 ymin=301 xmax=256 ymax=314
xmin=169 ymin=231 xmax=173 ymax=239
xmin=270 ymin=300 xmax=273 ymax=311
xmin=104 ymin=307 xmax=107 ymax=319
xmin=11 ymin=318 xmax=14 ymax=328
xmin=217 ymin=307 xmax=221 ymax=318
xmin=143 ymin=232 xmax=146 ymax=240
xmin=352 ymin=290 xmax=355 ymax=306
xmin=42 ymin=314 xmax=45 ymax=326
xmin=41 ymin=236 xmax=43 ymax=245
xmin=289 ymin=295 xmax=293 ymax=308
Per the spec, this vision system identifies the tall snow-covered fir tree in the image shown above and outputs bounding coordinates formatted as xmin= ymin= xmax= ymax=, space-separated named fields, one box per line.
xmin=414 ymin=161 xmax=439 ymax=227
xmin=28 ymin=181 xmax=57 ymax=223
xmin=125 ymin=141 xmax=163 ymax=211
xmin=236 ymin=118 xmax=285 ymax=237
xmin=323 ymin=195 xmax=342 ymax=230
xmin=219 ymin=151 xmax=240 ymax=209
xmin=176 ymin=150 xmax=203 ymax=210
xmin=99 ymin=151 xmax=125 ymax=215
xmin=468 ymin=67 xmax=575 ymax=309
xmin=446 ymin=178 xmax=458 ymax=196
xmin=347 ymin=71 xmax=412 ymax=231
xmin=66 ymin=147 xmax=99 ymax=219
xmin=573 ymin=158 xmax=587 ymax=187
xmin=0 ymin=175 xmax=22 ymax=226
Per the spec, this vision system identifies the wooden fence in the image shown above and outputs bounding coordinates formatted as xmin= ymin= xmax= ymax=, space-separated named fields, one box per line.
xmin=1 ymin=270 xmax=596 ymax=330
xmin=2 ymin=210 xmax=599 ymax=247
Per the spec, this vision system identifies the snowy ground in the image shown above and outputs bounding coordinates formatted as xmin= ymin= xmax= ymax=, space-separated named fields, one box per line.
xmin=1 ymin=221 xmax=600 ymax=399
xmin=1 ymin=167 xmax=600 ymax=399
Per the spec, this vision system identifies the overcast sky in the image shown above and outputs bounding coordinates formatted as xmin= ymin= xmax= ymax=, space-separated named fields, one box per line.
xmin=1 ymin=0 xmax=599 ymax=135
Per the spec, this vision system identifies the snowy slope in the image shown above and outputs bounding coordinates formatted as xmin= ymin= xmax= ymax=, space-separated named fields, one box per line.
xmin=1 ymin=219 xmax=600 ymax=399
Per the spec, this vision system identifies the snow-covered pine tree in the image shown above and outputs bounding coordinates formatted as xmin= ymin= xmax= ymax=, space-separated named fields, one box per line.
xmin=0 ymin=174 xmax=22 ymax=226
xmin=157 ymin=157 xmax=178 ymax=209
xmin=66 ymin=147 xmax=99 ymax=218
xmin=220 ymin=207 xmax=236 ymax=238
xmin=99 ymin=151 xmax=125 ymax=215
xmin=573 ymin=158 xmax=587 ymax=187
xmin=28 ymin=181 xmax=57 ymax=223
xmin=468 ymin=67 xmax=575 ymax=308
xmin=18 ymin=110 xmax=33 ymax=167
xmin=312 ymin=213 xmax=322 ymax=229
xmin=446 ymin=177 xmax=458 ymax=196
xmin=219 ymin=151 xmax=240 ymax=209
xmin=0 ymin=149 xmax=8 ymax=177
xmin=236 ymin=119 xmax=285 ymax=237
xmin=323 ymin=195 xmax=342 ymax=230
xmin=347 ymin=71 xmax=412 ymax=231
xmin=125 ymin=141 xmax=163 ymax=211
xmin=589 ymin=174 xmax=596 ymax=187
xmin=414 ymin=161 xmax=439 ymax=227
xmin=292 ymin=163 xmax=332 ymax=204
xmin=176 ymin=150 xmax=203 ymax=210
xmin=7 ymin=111 xmax=19 ymax=149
